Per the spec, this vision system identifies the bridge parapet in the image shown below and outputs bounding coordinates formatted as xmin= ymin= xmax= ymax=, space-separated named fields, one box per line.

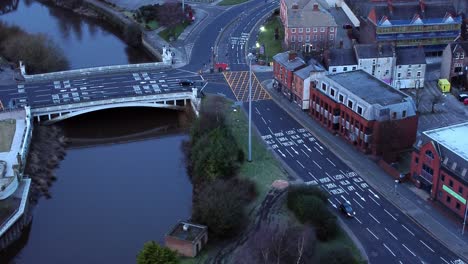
xmin=19 ymin=61 xmax=172 ymax=83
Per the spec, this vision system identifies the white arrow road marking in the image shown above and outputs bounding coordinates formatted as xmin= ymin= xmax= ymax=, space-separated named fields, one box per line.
xmin=304 ymin=144 xmax=312 ymax=152
xmin=355 ymin=192 xmax=366 ymax=202
xmin=401 ymin=224 xmax=415 ymax=236
xmin=368 ymin=189 xmax=380 ymax=199
xmin=368 ymin=195 xmax=381 ymax=206
xmin=296 ymin=160 xmax=305 ymax=168
xmin=383 ymin=243 xmax=396 ymax=257
xmin=340 ymin=195 xmax=348 ymax=202
xmin=366 ymin=228 xmax=379 ymax=240
xmin=328 ymin=199 xmax=337 ymax=208
xmin=385 ymin=228 xmax=398 ymax=240
xmin=402 ymin=244 xmax=416 ymax=257
xmin=291 ymin=146 xmax=299 ymax=154
xmin=314 ymin=147 xmax=323 ymax=155
xmin=419 ymin=240 xmax=434 ymax=253
xmin=315 ymin=142 xmax=324 ymax=150
xmin=277 ymin=149 xmax=286 ymax=157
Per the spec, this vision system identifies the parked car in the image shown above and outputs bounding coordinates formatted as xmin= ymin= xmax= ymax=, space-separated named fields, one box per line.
xmin=178 ymin=80 xmax=194 ymax=86
xmin=339 ymin=201 xmax=356 ymax=217
xmin=458 ymin=93 xmax=468 ymax=102
xmin=464 ymin=98 xmax=468 ymax=106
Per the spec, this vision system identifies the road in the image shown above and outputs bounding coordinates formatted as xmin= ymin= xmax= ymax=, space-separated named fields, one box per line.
xmin=0 ymin=69 xmax=204 ymax=109
xmin=246 ymin=99 xmax=461 ymax=264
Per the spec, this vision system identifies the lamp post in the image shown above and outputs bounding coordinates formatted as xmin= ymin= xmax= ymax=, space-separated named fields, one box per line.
xmin=462 ymin=203 xmax=468 ymax=235
xmin=247 ymin=53 xmax=255 ymax=162
xmin=394 ymin=179 xmax=399 ymax=195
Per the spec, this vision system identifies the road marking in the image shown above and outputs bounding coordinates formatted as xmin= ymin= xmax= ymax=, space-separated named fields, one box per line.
xmin=355 ymin=192 xmax=366 ymax=202
xmin=313 ymin=147 xmax=323 ymax=155
xmin=308 ymin=172 xmax=318 ymax=181
xmin=368 ymin=189 xmax=380 ymax=199
xmin=261 ymin=116 xmax=267 ymax=124
xmin=300 ymin=149 xmax=310 ymax=158
xmin=399 ymin=261 xmax=403 ymax=264
xmin=366 ymin=228 xmax=379 ymax=240
xmin=385 ymin=227 xmax=398 ymax=240
xmin=384 ymin=209 xmax=397 ymax=221
xmin=369 ymin=195 xmax=381 ymax=206
xmin=352 ymin=198 xmax=364 ymax=209
xmin=290 ymin=146 xmax=299 ymax=154
xmin=313 ymin=161 xmax=322 ymax=169
xmin=440 ymin=257 xmax=449 ymax=264
xmin=383 ymin=243 xmax=396 ymax=257
xmin=419 ymin=240 xmax=434 ymax=253
xmin=328 ymin=199 xmax=337 ymax=208
xmin=268 ymin=127 xmax=273 ymax=134
xmin=368 ymin=212 xmax=381 ymax=224
xmin=354 ymin=216 xmax=362 ymax=224
xmin=402 ymin=244 xmax=416 ymax=257
xmin=401 ymin=224 xmax=415 ymax=236
xmin=285 ymin=148 xmax=294 ymax=157
xmin=296 ymin=160 xmax=305 ymax=168
xmin=326 ymin=158 xmax=336 ymax=167
xmin=277 ymin=149 xmax=286 ymax=157
xmin=325 ymin=172 xmax=332 ymax=179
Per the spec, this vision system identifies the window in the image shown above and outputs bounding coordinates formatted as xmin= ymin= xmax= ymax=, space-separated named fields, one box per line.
xmin=407 ymin=71 xmax=412 ymax=77
xmin=320 ymin=27 xmax=325 ymax=32
xmin=306 ymin=28 xmax=310 ymax=33
xmin=343 ymin=67 xmax=348 ymax=71
xmin=441 ymin=174 xmax=445 ymax=182
xmin=338 ymin=94 xmax=344 ymax=103
xmin=385 ymin=70 xmax=389 ymax=75
xmin=352 ymin=66 xmax=356 ymax=70
xmin=357 ymin=106 xmax=363 ymax=115
xmin=298 ymin=36 xmax=302 ymax=42
xmin=330 ymin=27 xmax=334 ymax=32
xmin=459 ymin=186 xmax=463 ymax=194
xmin=446 ymin=196 xmax=451 ymax=203
xmin=398 ymin=65 xmax=402 ymax=68
xmin=329 ymin=34 xmax=334 ymax=40
xmin=425 ymin=150 xmax=434 ymax=159
xmin=299 ymin=28 xmax=303 ymax=33
xmin=332 ymin=67 xmax=336 ymax=73
xmin=397 ymin=72 xmax=401 ymax=78
xmin=422 ymin=164 xmax=434 ymax=175
xmin=456 ymin=202 xmax=461 ymax=210
xmin=313 ymin=27 xmax=317 ymax=32
xmin=402 ymin=110 xmax=407 ymax=118
xmin=415 ymin=157 xmax=419 ymax=164
xmin=330 ymin=88 xmax=336 ymax=96
xmin=321 ymin=83 xmax=327 ymax=91
xmin=417 ymin=71 xmax=421 ymax=77
xmin=306 ymin=35 xmax=310 ymax=42
xmin=347 ymin=100 xmax=353 ymax=109
xmin=291 ymin=28 xmax=296 ymax=33
xmin=391 ymin=112 xmax=397 ymax=119
xmin=313 ymin=35 xmax=317 ymax=41
xmin=291 ymin=36 xmax=296 ymax=42
xmin=449 ymin=180 xmax=454 ymax=187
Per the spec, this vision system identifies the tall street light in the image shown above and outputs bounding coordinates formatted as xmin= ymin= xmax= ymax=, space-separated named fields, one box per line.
xmin=462 ymin=202 xmax=468 ymax=235
xmin=247 ymin=52 xmax=255 ymax=162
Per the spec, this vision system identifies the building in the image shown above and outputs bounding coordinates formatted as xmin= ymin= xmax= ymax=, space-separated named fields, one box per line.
xmin=280 ymin=0 xmax=338 ymax=52
xmin=347 ymin=0 xmax=462 ymax=55
xmin=392 ymin=47 xmax=426 ymax=89
xmin=440 ymin=41 xmax=468 ymax=89
xmin=292 ymin=61 xmax=326 ymax=109
xmin=165 ymin=221 xmax=208 ymax=257
xmin=354 ymin=43 xmax=396 ymax=85
xmin=273 ymin=51 xmax=306 ymax=98
xmin=324 ymin=48 xmax=358 ymax=74
xmin=309 ymin=70 xmax=418 ymax=159
xmin=410 ymin=122 xmax=468 ymax=219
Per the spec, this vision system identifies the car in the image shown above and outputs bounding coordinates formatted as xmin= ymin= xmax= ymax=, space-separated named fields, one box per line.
xmin=343 ymin=24 xmax=352 ymax=29
xmin=179 ymin=80 xmax=194 ymax=86
xmin=339 ymin=201 xmax=356 ymax=217
xmin=458 ymin=93 xmax=468 ymax=102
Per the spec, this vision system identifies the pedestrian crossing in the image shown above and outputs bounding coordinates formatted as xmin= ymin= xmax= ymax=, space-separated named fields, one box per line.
xmin=223 ymin=71 xmax=270 ymax=102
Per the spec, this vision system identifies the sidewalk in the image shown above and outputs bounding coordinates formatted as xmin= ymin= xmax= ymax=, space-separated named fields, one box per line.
xmin=259 ymin=77 xmax=468 ymax=262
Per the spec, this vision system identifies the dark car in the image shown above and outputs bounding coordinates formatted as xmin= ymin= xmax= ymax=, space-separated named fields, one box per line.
xmin=458 ymin=93 xmax=468 ymax=102
xmin=343 ymin=24 xmax=352 ymax=30
xmin=179 ymin=80 xmax=194 ymax=86
xmin=339 ymin=202 xmax=356 ymax=217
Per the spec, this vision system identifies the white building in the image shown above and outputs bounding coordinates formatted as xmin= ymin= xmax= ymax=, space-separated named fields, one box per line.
xmin=392 ymin=48 xmax=426 ymax=89
xmin=354 ymin=43 xmax=396 ymax=85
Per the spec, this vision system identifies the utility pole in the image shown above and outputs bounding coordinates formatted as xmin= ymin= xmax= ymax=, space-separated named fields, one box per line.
xmin=462 ymin=203 xmax=468 ymax=235
xmin=247 ymin=53 xmax=255 ymax=162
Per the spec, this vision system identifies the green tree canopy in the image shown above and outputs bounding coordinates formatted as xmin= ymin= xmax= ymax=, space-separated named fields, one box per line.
xmin=136 ymin=241 xmax=178 ymax=264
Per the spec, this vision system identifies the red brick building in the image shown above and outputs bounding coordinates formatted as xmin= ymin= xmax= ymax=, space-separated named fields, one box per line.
xmin=308 ymin=70 xmax=418 ymax=159
xmin=292 ymin=60 xmax=326 ymax=110
xmin=165 ymin=222 xmax=208 ymax=257
xmin=273 ymin=51 xmax=306 ymax=100
xmin=279 ymin=0 xmax=337 ymax=52
xmin=410 ymin=122 xmax=468 ymax=219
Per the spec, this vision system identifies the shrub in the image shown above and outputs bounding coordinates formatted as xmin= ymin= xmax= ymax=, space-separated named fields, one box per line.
xmin=123 ymin=23 xmax=142 ymax=47
xmin=288 ymin=185 xmax=329 ymax=203
xmin=318 ymin=245 xmax=357 ymax=264
xmin=315 ymin=216 xmax=339 ymax=241
xmin=136 ymin=241 xmax=178 ymax=264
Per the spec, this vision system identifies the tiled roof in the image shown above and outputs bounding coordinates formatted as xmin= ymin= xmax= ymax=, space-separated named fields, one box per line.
xmin=355 ymin=43 xmax=394 ymax=59
xmin=328 ymin=48 xmax=357 ymax=66
xmin=372 ymin=3 xmax=457 ymax=22
xmin=396 ymin=48 xmax=426 ymax=65
xmin=273 ymin=51 xmax=306 ymax=71
xmin=284 ymin=0 xmax=337 ymax=28
xmin=294 ymin=63 xmax=324 ymax=79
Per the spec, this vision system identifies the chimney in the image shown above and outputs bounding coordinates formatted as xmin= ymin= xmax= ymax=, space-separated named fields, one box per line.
xmin=378 ymin=43 xmax=383 ymax=56
xmin=419 ymin=0 xmax=425 ymax=14
xmin=288 ymin=51 xmax=297 ymax=61
xmin=387 ymin=0 xmax=393 ymax=15
xmin=313 ymin=3 xmax=319 ymax=11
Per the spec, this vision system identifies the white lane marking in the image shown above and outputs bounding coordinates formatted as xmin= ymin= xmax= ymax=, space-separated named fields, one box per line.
xmin=440 ymin=257 xmax=449 ymax=264
xmin=261 ymin=116 xmax=267 ymax=124
xmin=268 ymin=127 xmax=273 ymax=134
xmin=297 ymin=160 xmax=305 ymax=168
xmin=384 ymin=209 xmax=397 ymax=221
xmin=355 ymin=192 xmax=366 ymax=202
xmin=308 ymin=172 xmax=318 ymax=181
xmin=401 ymin=224 xmax=415 ymax=236
xmin=326 ymin=158 xmax=336 ymax=167
xmin=352 ymin=198 xmax=364 ymax=209
xmin=325 ymin=172 xmax=332 ymax=179
xmin=354 ymin=216 xmax=362 ymax=224
xmin=402 ymin=244 xmax=416 ymax=257
xmin=366 ymin=228 xmax=379 ymax=240
xmin=313 ymin=146 xmax=323 ymax=155
xmin=399 ymin=261 xmax=403 ymax=264
xmin=369 ymin=195 xmax=381 ymax=206
xmin=255 ymin=107 xmax=260 ymax=114
xmin=315 ymin=142 xmax=324 ymax=150
xmin=383 ymin=243 xmax=396 ymax=257
xmin=277 ymin=149 xmax=286 ymax=157
xmin=419 ymin=240 xmax=435 ymax=253
xmin=385 ymin=227 xmax=398 ymax=240
xmin=290 ymin=146 xmax=299 ymax=154
xmin=285 ymin=148 xmax=294 ymax=157
xmin=369 ymin=189 xmax=380 ymax=199
xmin=313 ymin=161 xmax=322 ymax=169
xmin=328 ymin=199 xmax=337 ymax=208
xmin=368 ymin=212 xmax=381 ymax=224
xmin=300 ymin=149 xmax=310 ymax=158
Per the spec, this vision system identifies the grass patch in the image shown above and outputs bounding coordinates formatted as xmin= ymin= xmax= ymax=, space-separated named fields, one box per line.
xmin=158 ymin=21 xmax=190 ymax=42
xmin=122 ymin=11 xmax=159 ymax=31
xmin=218 ymin=0 xmax=249 ymax=6
xmin=257 ymin=16 xmax=284 ymax=62
xmin=0 ymin=119 xmax=16 ymax=152
xmin=316 ymin=229 xmax=366 ymax=263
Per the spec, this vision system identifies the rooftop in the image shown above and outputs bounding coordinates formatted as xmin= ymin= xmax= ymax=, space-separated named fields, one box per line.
xmin=273 ymin=51 xmax=306 ymax=71
xmin=396 ymin=47 xmax=426 ymax=65
xmin=294 ymin=63 xmax=324 ymax=79
xmin=423 ymin=122 xmax=468 ymax=162
xmin=285 ymin=0 xmax=337 ymax=27
xmin=167 ymin=222 xmax=207 ymax=242
xmin=355 ymin=43 xmax=394 ymax=59
xmin=371 ymin=3 xmax=458 ymax=24
xmin=327 ymin=48 xmax=357 ymax=66
xmin=328 ymin=70 xmax=407 ymax=106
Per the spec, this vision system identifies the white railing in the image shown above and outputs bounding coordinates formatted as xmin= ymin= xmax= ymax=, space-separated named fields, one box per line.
xmin=0 ymin=179 xmax=30 ymax=237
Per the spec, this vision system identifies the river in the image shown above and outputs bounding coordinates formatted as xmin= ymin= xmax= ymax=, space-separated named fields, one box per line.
xmin=0 ymin=1 xmax=192 ymax=263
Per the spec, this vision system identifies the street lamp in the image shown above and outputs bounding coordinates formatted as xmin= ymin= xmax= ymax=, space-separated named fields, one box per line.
xmin=260 ymin=26 xmax=265 ymax=32
xmin=247 ymin=52 xmax=256 ymax=162
xmin=462 ymin=203 xmax=468 ymax=235
xmin=394 ymin=179 xmax=399 ymax=195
